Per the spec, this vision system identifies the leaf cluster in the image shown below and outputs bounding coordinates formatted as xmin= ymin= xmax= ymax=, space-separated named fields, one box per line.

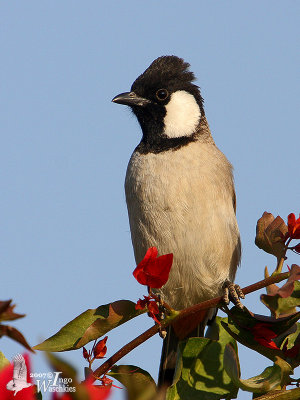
xmin=1 ymin=212 xmax=300 ymax=399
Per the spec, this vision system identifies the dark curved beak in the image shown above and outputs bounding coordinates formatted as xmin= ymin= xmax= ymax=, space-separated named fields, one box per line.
xmin=112 ymin=91 xmax=151 ymax=107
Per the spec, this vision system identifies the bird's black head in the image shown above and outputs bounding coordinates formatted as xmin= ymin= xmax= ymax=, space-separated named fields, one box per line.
xmin=112 ymin=56 xmax=205 ymax=153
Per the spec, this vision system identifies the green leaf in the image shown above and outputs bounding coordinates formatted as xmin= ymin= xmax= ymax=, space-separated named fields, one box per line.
xmin=166 ymin=317 xmax=239 ymax=400
xmin=280 ymin=322 xmax=300 ymax=350
xmin=224 ymin=345 xmax=292 ymax=394
xmin=0 ymin=351 xmax=10 ymax=369
xmin=279 ymin=323 xmax=300 ymax=368
xmin=254 ymin=388 xmax=300 ymax=399
xmin=36 ymin=390 xmax=43 ymax=400
xmin=261 ymin=282 xmax=300 ymax=318
xmin=45 ymin=352 xmax=77 ymax=382
xmin=226 ymin=306 xmax=300 ymax=336
xmin=166 ymin=384 xmax=180 ymax=400
xmin=221 ymin=306 xmax=300 ymax=362
xmin=34 ymin=300 xmax=145 ymax=352
xmin=108 ymin=365 xmax=157 ymax=400
xmin=223 ymin=344 xmax=240 ymax=387
xmin=167 ymin=383 xmax=220 ymax=400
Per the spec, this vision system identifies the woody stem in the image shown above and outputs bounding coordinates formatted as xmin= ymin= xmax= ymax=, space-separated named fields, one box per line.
xmin=276 ymin=237 xmax=292 ymax=273
xmin=89 ymin=271 xmax=290 ymax=381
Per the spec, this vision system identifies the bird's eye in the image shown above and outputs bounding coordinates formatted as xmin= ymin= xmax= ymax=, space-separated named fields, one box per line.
xmin=156 ymin=89 xmax=169 ymax=101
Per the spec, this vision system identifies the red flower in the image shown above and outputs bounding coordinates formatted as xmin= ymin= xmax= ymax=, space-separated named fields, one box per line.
xmin=136 ymin=295 xmax=152 ymax=310
xmin=147 ymin=301 xmax=160 ymax=324
xmin=98 ymin=375 xmax=121 ymax=389
xmin=133 ymin=247 xmax=173 ymax=288
xmin=93 ymin=336 xmax=108 ymax=359
xmin=136 ymin=296 xmax=160 ymax=324
xmin=252 ymin=323 xmax=279 ymax=350
xmin=287 ymin=213 xmax=300 ymax=239
xmin=84 ymin=379 xmax=112 ymax=399
xmin=83 ymin=346 xmax=90 ymax=361
xmin=52 ymin=379 xmax=112 ymax=400
xmin=0 ymin=353 xmax=35 ymax=400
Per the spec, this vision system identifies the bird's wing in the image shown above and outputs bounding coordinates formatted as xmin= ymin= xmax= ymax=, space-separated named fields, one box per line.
xmin=12 ymin=354 xmax=27 ymax=381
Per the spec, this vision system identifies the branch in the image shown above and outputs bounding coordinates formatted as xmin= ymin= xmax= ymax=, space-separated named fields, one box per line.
xmin=90 ymin=270 xmax=290 ymax=381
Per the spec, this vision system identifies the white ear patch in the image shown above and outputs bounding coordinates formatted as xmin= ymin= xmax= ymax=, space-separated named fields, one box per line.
xmin=163 ymin=90 xmax=201 ymax=138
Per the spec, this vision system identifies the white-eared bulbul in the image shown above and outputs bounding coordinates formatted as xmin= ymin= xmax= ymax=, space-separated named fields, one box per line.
xmin=112 ymin=56 xmax=241 ymax=387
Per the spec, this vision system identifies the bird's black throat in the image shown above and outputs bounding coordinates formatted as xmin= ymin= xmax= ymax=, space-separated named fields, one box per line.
xmin=136 ymin=135 xmax=197 ymax=154
xmin=132 ymin=105 xmax=198 ymax=154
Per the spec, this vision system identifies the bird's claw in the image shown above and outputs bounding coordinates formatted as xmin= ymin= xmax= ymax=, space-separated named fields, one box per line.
xmin=153 ymin=295 xmax=167 ymax=338
xmin=159 ymin=326 xmax=167 ymax=339
xmin=222 ymin=280 xmax=245 ymax=308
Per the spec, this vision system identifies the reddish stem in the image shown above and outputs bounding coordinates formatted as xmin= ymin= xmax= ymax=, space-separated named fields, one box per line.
xmin=90 ymin=270 xmax=290 ymax=381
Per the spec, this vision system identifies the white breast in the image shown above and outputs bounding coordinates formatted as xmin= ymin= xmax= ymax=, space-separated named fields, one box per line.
xmin=125 ymin=141 xmax=240 ymax=310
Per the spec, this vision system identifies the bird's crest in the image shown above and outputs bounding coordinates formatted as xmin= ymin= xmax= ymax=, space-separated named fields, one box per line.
xmin=132 ymin=56 xmax=196 ymax=91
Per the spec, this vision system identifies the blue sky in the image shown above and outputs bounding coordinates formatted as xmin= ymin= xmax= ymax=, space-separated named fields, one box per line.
xmin=1 ymin=2 xmax=299 ymax=399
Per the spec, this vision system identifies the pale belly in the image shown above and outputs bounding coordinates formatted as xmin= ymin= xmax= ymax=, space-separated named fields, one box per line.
xmin=125 ymin=142 xmax=241 ymax=310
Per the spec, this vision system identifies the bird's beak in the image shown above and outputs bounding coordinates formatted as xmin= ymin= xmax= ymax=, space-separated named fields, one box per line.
xmin=112 ymin=91 xmax=151 ymax=107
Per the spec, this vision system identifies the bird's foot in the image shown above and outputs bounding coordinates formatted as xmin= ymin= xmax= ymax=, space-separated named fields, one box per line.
xmin=155 ymin=295 xmax=172 ymax=338
xmin=222 ymin=280 xmax=245 ymax=308
xmin=159 ymin=326 xmax=167 ymax=339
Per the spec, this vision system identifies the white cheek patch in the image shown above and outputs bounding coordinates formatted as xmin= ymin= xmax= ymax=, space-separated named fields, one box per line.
xmin=163 ymin=90 xmax=201 ymax=138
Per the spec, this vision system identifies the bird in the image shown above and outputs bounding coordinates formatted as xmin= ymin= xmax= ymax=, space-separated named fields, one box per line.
xmin=6 ymin=354 xmax=32 ymax=396
xmin=112 ymin=56 xmax=242 ymax=387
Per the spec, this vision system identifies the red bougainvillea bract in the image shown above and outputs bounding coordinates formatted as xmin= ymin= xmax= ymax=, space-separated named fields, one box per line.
xmin=252 ymin=323 xmax=279 ymax=350
xmin=133 ymin=247 xmax=173 ymax=288
xmin=287 ymin=213 xmax=300 ymax=239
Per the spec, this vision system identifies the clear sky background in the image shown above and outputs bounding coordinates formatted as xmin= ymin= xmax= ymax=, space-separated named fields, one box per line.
xmin=1 ymin=2 xmax=299 ymax=399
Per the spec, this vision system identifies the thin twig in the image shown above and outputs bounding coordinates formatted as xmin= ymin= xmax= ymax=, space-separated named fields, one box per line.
xmin=275 ymin=237 xmax=292 ymax=274
xmin=90 ymin=270 xmax=290 ymax=381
